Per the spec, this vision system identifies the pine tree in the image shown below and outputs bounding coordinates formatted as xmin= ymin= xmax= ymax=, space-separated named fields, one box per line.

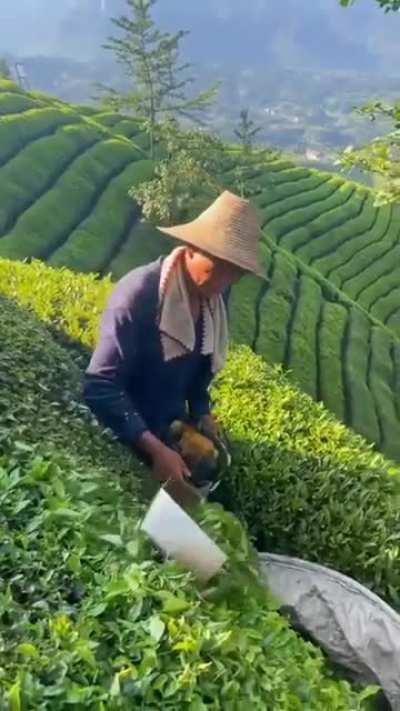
xmin=98 ymin=0 xmax=219 ymax=156
xmin=234 ymin=108 xmax=262 ymax=153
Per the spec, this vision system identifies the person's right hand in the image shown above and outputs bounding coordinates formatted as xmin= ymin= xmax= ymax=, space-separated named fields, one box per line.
xmin=151 ymin=443 xmax=191 ymax=483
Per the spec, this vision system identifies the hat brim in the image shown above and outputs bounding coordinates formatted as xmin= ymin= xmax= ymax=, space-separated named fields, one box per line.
xmin=157 ymin=223 xmax=268 ymax=281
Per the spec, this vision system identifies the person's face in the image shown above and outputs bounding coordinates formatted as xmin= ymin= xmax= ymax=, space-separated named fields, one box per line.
xmin=185 ymin=248 xmax=246 ymax=298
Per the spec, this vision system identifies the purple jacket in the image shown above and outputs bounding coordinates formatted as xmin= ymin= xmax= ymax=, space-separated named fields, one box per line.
xmin=83 ymin=256 xmax=230 ymax=445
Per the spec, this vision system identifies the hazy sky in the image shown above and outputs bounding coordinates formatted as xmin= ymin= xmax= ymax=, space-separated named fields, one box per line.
xmin=0 ymin=0 xmax=399 ymax=75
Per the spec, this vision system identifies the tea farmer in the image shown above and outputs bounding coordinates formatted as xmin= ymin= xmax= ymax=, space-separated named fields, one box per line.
xmin=83 ymin=190 xmax=266 ymax=493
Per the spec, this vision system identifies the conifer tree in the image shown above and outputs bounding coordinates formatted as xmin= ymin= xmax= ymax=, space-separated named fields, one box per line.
xmin=99 ymin=0 xmax=218 ymax=156
xmin=234 ymin=108 xmax=262 ymax=154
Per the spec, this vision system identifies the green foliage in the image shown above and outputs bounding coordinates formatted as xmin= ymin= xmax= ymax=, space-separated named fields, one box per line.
xmin=256 ymin=248 xmax=297 ymax=364
xmin=0 ymin=139 xmax=144 ymax=261
xmin=0 ymin=289 xmax=374 ymax=707
xmin=3 ymin=256 xmax=400 ymax=613
xmin=0 ymin=123 xmax=104 ymax=234
xmin=130 ymin=146 xmax=220 ymax=225
xmin=260 ymin=176 xmax=341 ymax=227
xmin=285 ymin=274 xmax=321 ymax=398
xmin=0 ymin=107 xmax=79 ymax=164
xmin=340 ymin=0 xmax=400 ymax=11
xmin=213 ymin=346 xmax=400 ymax=606
xmin=309 ymin=197 xmax=378 ymax=274
xmin=0 ymin=259 xmax=112 ymax=350
xmin=109 ymin=219 xmax=175 ymax=279
xmin=130 ymin=120 xmax=226 ymax=224
xmin=130 ymin=119 xmax=279 ymax=223
xmin=346 ymin=309 xmax=380 ymax=442
xmin=232 ymin=229 xmax=400 ymax=462
xmin=273 ymin=182 xmax=356 ymax=246
xmin=339 ymin=102 xmax=400 ymax=206
xmin=0 ymin=294 xmax=127 ymax=466
xmin=0 ymin=445 xmax=372 ymax=709
xmin=48 ymin=159 xmax=154 ymax=274
xmin=0 ymin=91 xmax=41 ymax=116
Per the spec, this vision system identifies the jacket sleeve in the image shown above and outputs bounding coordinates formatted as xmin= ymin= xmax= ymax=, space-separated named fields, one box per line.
xmin=83 ymin=304 xmax=148 ymax=446
xmin=187 ymin=356 xmax=213 ymax=419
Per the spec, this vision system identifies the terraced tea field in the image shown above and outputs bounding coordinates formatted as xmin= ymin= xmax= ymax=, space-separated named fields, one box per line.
xmin=228 ymin=236 xmax=400 ymax=461
xmin=1 ymin=79 xmax=400 ymax=461
xmin=0 ymin=81 xmax=156 ymax=275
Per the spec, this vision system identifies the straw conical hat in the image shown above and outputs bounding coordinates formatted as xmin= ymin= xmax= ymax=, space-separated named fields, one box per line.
xmin=157 ymin=190 xmax=267 ymax=280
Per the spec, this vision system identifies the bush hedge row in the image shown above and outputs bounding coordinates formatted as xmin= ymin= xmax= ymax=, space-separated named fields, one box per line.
xmin=212 ymin=346 xmax=400 ymax=607
xmin=0 ymin=107 xmax=80 ymax=164
xmin=0 ymin=139 xmax=144 ymax=261
xmin=1 ymin=258 xmax=400 ymax=610
xmin=328 ymin=206 xmax=392 ymax=286
xmin=0 ymin=90 xmax=41 ymax=116
xmin=0 ymin=123 xmax=103 ymax=233
xmin=0 ymin=293 xmax=372 ymax=708
xmin=48 ymin=159 xmax=154 ymax=274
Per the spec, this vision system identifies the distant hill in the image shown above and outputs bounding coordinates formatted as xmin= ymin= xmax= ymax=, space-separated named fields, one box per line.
xmin=3 ymin=1 xmax=398 ymax=157
xmin=1 ymin=79 xmax=400 ymax=462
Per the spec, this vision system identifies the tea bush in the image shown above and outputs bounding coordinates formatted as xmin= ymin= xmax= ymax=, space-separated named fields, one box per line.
xmin=48 ymin=159 xmax=154 ymax=274
xmin=0 ymin=445 xmax=375 ymax=709
xmin=0 ymin=294 xmax=375 ymax=707
xmin=0 ymin=139 xmax=145 ymax=261
xmin=259 ymin=176 xmax=340 ymax=225
xmin=213 ymin=347 xmax=400 ymax=606
xmin=0 ymin=90 xmax=41 ymax=115
xmin=326 ymin=205 xmax=392 ymax=287
xmin=0 ymin=124 xmax=103 ymax=232
xmin=1 ymin=258 xmax=400 ymax=608
xmin=306 ymin=197 xmax=376 ymax=267
xmin=0 ymin=294 xmax=137 ymax=484
xmin=0 ymin=107 xmax=80 ymax=164
xmin=0 ymin=259 xmax=112 ymax=349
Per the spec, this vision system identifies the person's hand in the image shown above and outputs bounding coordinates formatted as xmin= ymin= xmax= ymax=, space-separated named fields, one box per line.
xmin=151 ymin=443 xmax=192 ymax=484
xmin=198 ymin=413 xmax=221 ymax=440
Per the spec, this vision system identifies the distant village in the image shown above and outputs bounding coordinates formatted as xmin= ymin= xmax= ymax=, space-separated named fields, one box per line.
xmin=4 ymin=54 xmax=395 ymax=178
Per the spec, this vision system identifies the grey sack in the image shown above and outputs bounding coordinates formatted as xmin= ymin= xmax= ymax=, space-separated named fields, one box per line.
xmin=259 ymin=553 xmax=400 ymax=710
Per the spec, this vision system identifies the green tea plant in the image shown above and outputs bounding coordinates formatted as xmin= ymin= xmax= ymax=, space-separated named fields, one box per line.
xmin=0 ymin=442 xmax=376 ymax=709
xmin=1 ymin=257 xmax=400 ymax=610
xmin=212 ymin=347 xmax=400 ymax=605
xmin=0 ymin=291 xmax=376 ymax=707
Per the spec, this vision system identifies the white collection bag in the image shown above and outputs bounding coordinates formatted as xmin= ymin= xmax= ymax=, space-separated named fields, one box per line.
xmin=259 ymin=553 xmax=400 ymax=710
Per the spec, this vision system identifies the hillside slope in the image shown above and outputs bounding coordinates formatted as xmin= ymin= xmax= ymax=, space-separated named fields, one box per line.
xmin=3 ymin=292 xmax=378 ymax=708
xmin=0 ymin=272 xmax=390 ymax=711
xmin=0 ymin=80 xmax=156 ymax=275
xmin=1 ymin=257 xmax=400 ymax=612
xmin=1 ymin=81 xmax=400 ymax=461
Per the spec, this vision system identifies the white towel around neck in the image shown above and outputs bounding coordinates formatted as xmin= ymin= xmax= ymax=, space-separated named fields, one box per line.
xmin=158 ymin=246 xmax=229 ymax=374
